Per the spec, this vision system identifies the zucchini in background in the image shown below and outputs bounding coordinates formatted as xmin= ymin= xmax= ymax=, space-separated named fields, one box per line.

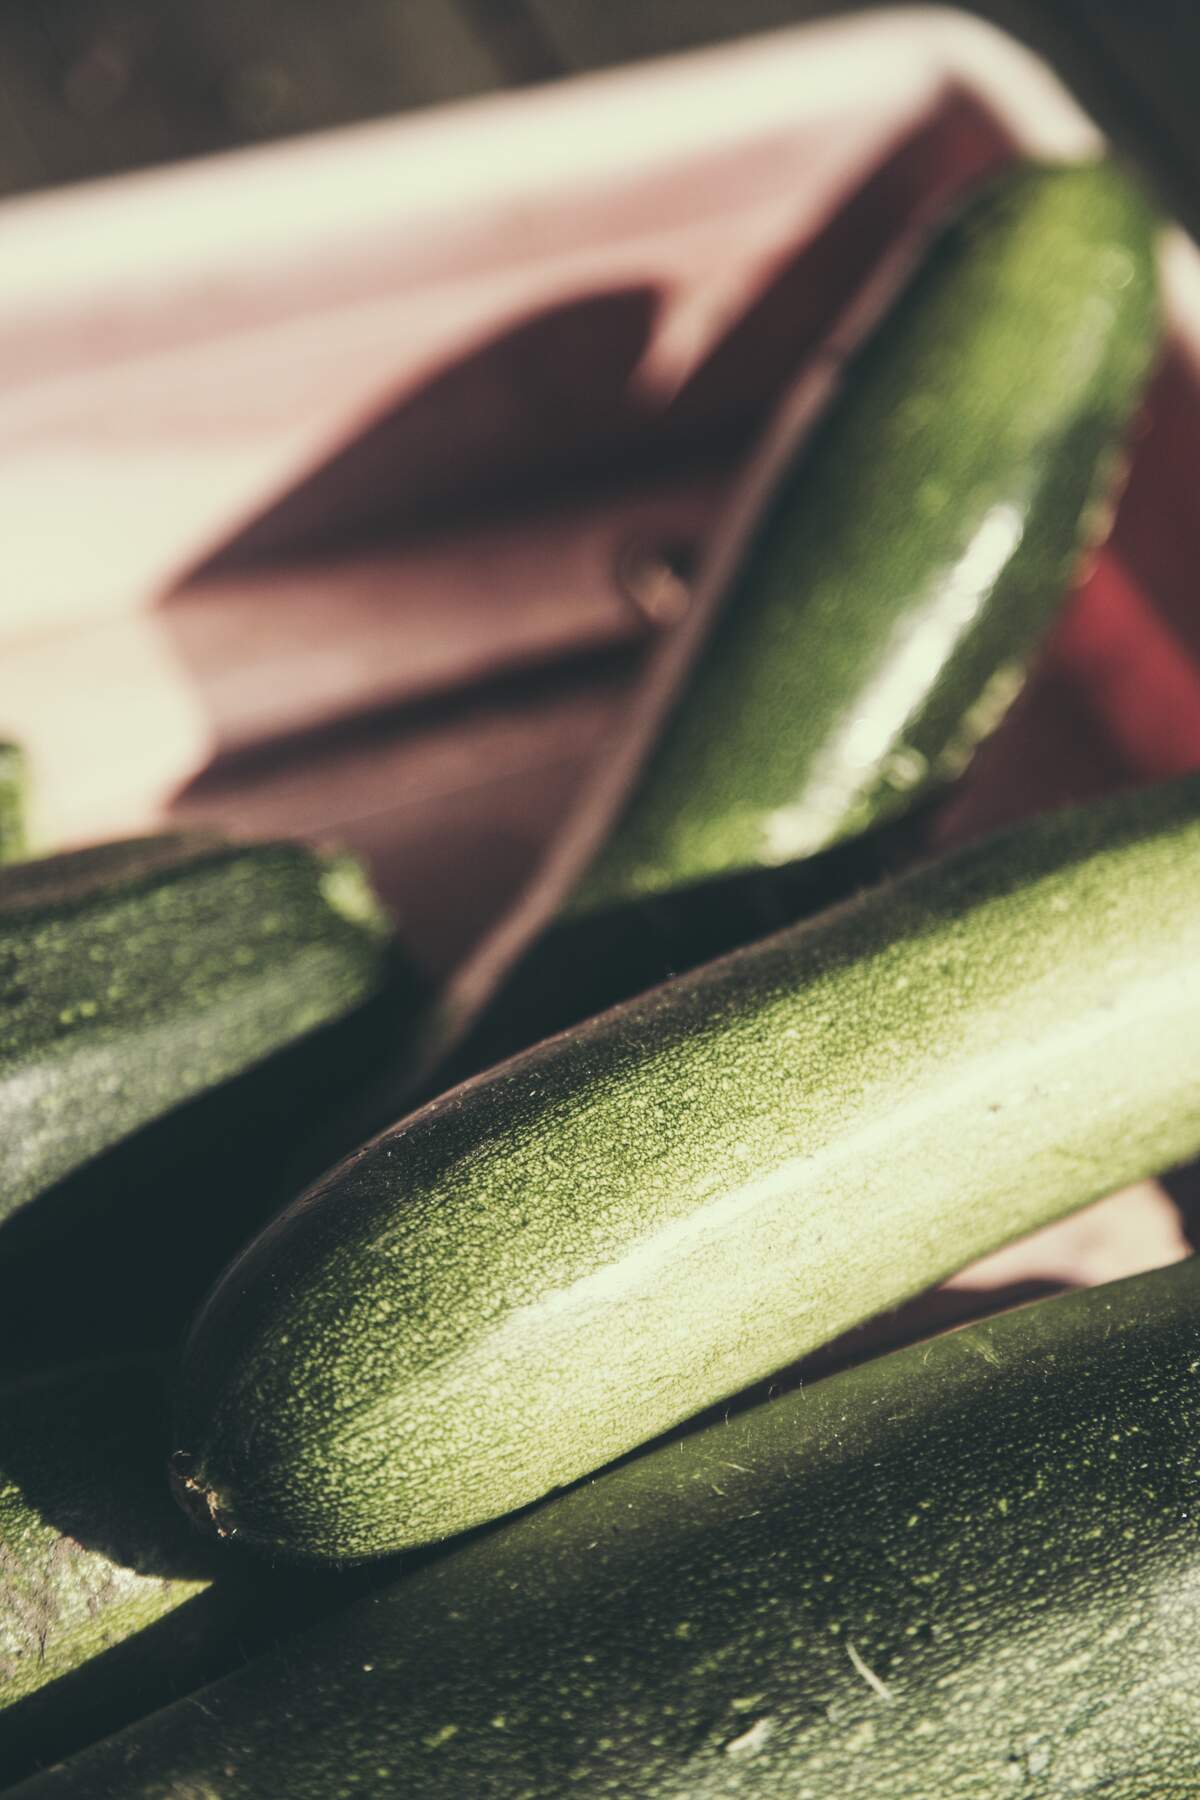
xmin=0 ymin=832 xmax=393 ymax=1239
xmin=36 ymin=1257 xmax=1200 ymax=1797
xmin=0 ymin=744 xmax=27 ymax=863
xmin=573 ymin=159 xmax=1159 ymax=915
xmin=174 ymin=771 xmax=1200 ymax=1563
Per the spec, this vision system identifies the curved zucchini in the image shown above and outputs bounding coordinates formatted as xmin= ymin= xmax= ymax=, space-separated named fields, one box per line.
xmin=573 ymin=159 xmax=1159 ymax=914
xmin=174 ymin=771 xmax=1200 ymax=1562
xmin=0 ymin=744 xmax=27 ymax=863
xmin=34 ymin=1257 xmax=1200 ymax=1797
xmin=0 ymin=832 xmax=392 ymax=1237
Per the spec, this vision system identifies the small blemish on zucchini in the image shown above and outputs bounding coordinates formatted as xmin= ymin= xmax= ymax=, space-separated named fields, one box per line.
xmin=169 ymin=1452 xmax=233 ymax=1540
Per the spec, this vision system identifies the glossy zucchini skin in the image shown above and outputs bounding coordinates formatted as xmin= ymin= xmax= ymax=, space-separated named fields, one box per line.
xmin=34 ymin=1257 xmax=1200 ymax=1798
xmin=0 ymin=744 xmax=27 ymax=863
xmin=174 ymin=772 xmax=1200 ymax=1563
xmin=574 ymin=160 xmax=1159 ymax=914
xmin=0 ymin=833 xmax=392 ymax=1236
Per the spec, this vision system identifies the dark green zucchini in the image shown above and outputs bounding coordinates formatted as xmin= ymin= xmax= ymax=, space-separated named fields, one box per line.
xmin=173 ymin=772 xmax=1200 ymax=1563
xmin=0 ymin=744 xmax=27 ymax=863
xmin=573 ymin=159 xmax=1159 ymax=914
xmin=0 ymin=833 xmax=392 ymax=1238
xmin=31 ymin=1256 xmax=1200 ymax=1797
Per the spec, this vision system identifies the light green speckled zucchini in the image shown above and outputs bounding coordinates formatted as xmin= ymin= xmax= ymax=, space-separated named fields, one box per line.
xmin=173 ymin=772 xmax=1200 ymax=1562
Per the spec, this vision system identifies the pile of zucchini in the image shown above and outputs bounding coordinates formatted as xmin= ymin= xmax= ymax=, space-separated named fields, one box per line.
xmin=2 ymin=158 xmax=1194 ymax=1798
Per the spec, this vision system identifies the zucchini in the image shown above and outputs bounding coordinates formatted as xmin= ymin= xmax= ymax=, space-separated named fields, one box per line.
xmin=0 ymin=744 xmax=27 ymax=863
xmin=173 ymin=772 xmax=1200 ymax=1562
xmin=0 ymin=832 xmax=392 ymax=1238
xmin=449 ymin=806 xmax=930 ymax=1086
xmin=573 ymin=159 xmax=1159 ymax=914
xmin=36 ymin=1256 xmax=1200 ymax=1797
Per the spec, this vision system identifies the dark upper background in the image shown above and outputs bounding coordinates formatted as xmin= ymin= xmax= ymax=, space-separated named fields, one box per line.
xmin=1 ymin=2 xmax=1197 ymax=235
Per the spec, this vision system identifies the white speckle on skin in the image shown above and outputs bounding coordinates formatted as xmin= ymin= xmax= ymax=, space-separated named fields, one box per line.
xmin=846 ymin=1640 xmax=894 ymax=1703
xmin=726 ymin=1717 xmax=773 ymax=1757
xmin=423 ymin=1724 xmax=459 ymax=1751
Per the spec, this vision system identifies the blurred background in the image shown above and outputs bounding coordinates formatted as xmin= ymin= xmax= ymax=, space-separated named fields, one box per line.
xmin=1 ymin=1 xmax=1197 ymax=233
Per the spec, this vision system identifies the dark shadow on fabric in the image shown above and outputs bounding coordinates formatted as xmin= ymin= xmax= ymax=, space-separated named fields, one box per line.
xmin=169 ymin=645 xmax=641 ymax=988
xmin=173 ymin=287 xmax=662 ymax=581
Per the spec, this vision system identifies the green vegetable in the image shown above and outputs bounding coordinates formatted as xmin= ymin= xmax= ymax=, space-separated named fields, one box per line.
xmin=450 ymin=808 xmax=927 ymax=1085
xmin=0 ymin=744 xmax=27 ymax=863
xmin=32 ymin=1257 xmax=1200 ymax=1797
xmin=574 ymin=159 xmax=1159 ymax=914
xmin=0 ymin=833 xmax=392 ymax=1239
xmin=173 ymin=772 xmax=1200 ymax=1563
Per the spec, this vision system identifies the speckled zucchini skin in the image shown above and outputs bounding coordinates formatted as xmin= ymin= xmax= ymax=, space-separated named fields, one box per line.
xmin=33 ymin=1257 xmax=1200 ymax=1798
xmin=0 ymin=745 xmax=26 ymax=863
xmin=0 ymin=833 xmax=391 ymax=1235
xmin=174 ymin=772 xmax=1200 ymax=1563
xmin=574 ymin=160 xmax=1159 ymax=914
xmin=450 ymin=806 xmax=931 ymax=1088
xmin=0 ymin=1358 xmax=213 ymax=1717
